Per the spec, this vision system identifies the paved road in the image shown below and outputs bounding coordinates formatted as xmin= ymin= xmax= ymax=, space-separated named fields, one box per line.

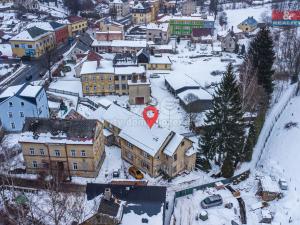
xmin=0 ymin=43 xmax=71 ymax=91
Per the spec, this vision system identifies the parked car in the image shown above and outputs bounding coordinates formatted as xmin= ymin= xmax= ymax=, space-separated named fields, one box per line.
xmin=201 ymin=194 xmax=223 ymax=209
xmin=113 ymin=169 xmax=120 ymax=178
xmin=128 ymin=166 xmax=144 ymax=179
xmin=25 ymin=74 xmax=32 ymax=81
xmin=150 ymin=73 xmax=160 ymax=78
xmin=279 ymin=179 xmax=288 ymax=190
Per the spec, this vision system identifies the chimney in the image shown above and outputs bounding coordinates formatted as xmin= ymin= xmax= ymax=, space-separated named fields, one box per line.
xmin=132 ymin=73 xmax=137 ymax=83
xmin=104 ymin=188 xmax=112 ymax=201
xmin=140 ymin=75 xmax=146 ymax=83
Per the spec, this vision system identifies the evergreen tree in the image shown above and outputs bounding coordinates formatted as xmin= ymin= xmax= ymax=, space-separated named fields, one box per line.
xmin=247 ymin=27 xmax=275 ymax=97
xmin=200 ymin=64 xmax=245 ymax=176
xmin=209 ymin=0 xmax=218 ymax=19
xmin=243 ymin=124 xmax=256 ymax=162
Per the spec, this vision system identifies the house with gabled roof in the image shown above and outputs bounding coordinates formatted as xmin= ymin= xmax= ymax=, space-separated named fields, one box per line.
xmin=83 ymin=184 xmax=167 ymax=225
xmin=0 ymin=84 xmax=49 ymax=131
xmin=19 ymin=117 xmax=105 ymax=179
xmin=238 ymin=16 xmax=258 ymax=33
xmin=102 ymin=103 xmax=197 ymax=178
xmin=10 ymin=26 xmax=55 ymax=58
xmin=26 ymin=21 xmax=69 ymax=45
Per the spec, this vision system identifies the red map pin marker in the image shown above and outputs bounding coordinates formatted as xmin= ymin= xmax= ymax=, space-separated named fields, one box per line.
xmin=142 ymin=106 xmax=159 ymax=128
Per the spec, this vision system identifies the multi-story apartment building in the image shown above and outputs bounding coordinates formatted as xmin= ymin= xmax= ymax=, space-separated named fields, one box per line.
xmin=131 ymin=2 xmax=152 ymax=25
xmin=163 ymin=16 xmax=215 ymax=37
xmin=80 ymin=57 xmax=146 ymax=96
xmin=109 ymin=0 xmax=130 ymax=18
xmin=67 ymin=16 xmax=88 ymax=37
xmin=181 ymin=0 xmax=196 ymax=16
xmin=19 ymin=118 xmax=105 ymax=178
xmin=98 ymin=17 xmax=124 ymax=33
xmin=0 ymin=84 xmax=49 ymax=132
xmin=146 ymin=23 xmax=170 ymax=44
xmin=102 ymin=104 xmax=196 ymax=178
xmin=26 ymin=21 xmax=69 ymax=45
xmin=92 ymin=40 xmax=147 ymax=54
xmin=10 ymin=26 xmax=55 ymax=58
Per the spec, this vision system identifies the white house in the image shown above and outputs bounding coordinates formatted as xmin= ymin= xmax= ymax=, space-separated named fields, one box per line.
xmin=0 ymin=84 xmax=49 ymax=131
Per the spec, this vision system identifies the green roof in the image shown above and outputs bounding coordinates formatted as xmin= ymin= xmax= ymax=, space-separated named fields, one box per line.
xmin=27 ymin=26 xmax=48 ymax=39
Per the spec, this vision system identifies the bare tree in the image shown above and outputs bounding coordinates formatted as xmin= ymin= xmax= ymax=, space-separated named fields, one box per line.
xmin=184 ymin=93 xmax=198 ymax=131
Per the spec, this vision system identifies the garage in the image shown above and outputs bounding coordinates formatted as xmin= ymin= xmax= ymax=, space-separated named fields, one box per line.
xmin=135 ymin=97 xmax=145 ymax=104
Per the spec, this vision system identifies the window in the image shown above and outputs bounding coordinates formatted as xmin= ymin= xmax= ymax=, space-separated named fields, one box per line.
xmin=126 ymin=151 xmax=133 ymax=161
xmin=127 ymin=142 xmax=133 ymax=148
xmin=141 ymin=161 xmax=150 ymax=170
xmin=9 ymin=102 xmax=13 ymax=107
xmin=30 ymin=148 xmax=35 ymax=155
xmin=32 ymin=161 xmax=38 ymax=168
xmin=73 ymin=162 xmax=78 ymax=170
xmin=20 ymin=112 xmax=24 ymax=117
xmin=181 ymin=141 xmax=185 ymax=146
xmin=172 ymin=165 xmax=177 ymax=173
xmin=173 ymin=154 xmax=177 ymax=161
xmin=40 ymin=149 xmax=44 ymax=155
xmin=15 ymin=44 xmax=19 ymax=48
xmin=54 ymin=150 xmax=60 ymax=157
xmin=93 ymin=76 xmax=96 ymax=81
xmin=121 ymin=75 xmax=126 ymax=80
xmin=114 ymin=75 xmax=119 ymax=81
xmin=11 ymin=123 xmax=15 ymax=129
xmin=121 ymin=84 xmax=127 ymax=90
xmin=71 ymin=150 xmax=76 ymax=157
xmin=86 ymin=86 xmax=89 ymax=91
xmin=94 ymin=85 xmax=97 ymax=91
xmin=21 ymin=102 xmax=24 ymax=106
xmin=115 ymin=84 xmax=120 ymax=90
xmin=28 ymin=44 xmax=32 ymax=48
xmin=142 ymin=151 xmax=150 ymax=159
xmin=8 ymin=112 xmax=13 ymax=118
xmin=81 ymin=150 xmax=86 ymax=157
xmin=128 ymin=75 xmax=132 ymax=80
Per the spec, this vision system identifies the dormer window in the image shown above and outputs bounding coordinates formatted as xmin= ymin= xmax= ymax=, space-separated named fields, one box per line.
xmin=9 ymin=102 xmax=13 ymax=107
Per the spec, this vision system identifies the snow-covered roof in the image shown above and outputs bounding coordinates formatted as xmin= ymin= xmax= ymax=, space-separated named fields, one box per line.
xmin=0 ymin=84 xmax=42 ymax=100
xmin=19 ymin=132 xmax=93 ymax=145
xmin=80 ymin=60 xmax=114 ymax=75
xmin=260 ymin=176 xmax=280 ymax=193
xmin=158 ymin=15 xmax=214 ymax=23
xmin=165 ymin=74 xmax=200 ymax=92
xmin=115 ymin=66 xmax=145 ymax=75
xmin=150 ymin=55 xmax=171 ymax=65
xmin=92 ymin=40 xmax=147 ymax=48
xmin=0 ymin=44 xmax=12 ymax=56
xmin=104 ymin=104 xmax=173 ymax=157
xmin=177 ymin=88 xmax=213 ymax=104
xmin=10 ymin=26 xmax=51 ymax=42
xmin=19 ymin=85 xmax=42 ymax=98
xmin=146 ymin=23 xmax=169 ymax=32
xmin=26 ymin=21 xmax=65 ymax=32
xmin=163 ymin=132 xmax=184 ymax=156
xmin=0 ymin=84 xmax=23 ymax=99
xmin=103 ymin=104 xmax=133 ymax=129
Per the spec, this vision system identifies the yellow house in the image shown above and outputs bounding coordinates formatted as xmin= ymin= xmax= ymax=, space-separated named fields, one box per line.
xmin=102 ymin=104 xmax=197 ymax=178
xmin=81 ymin=60 xmax=115 ymax=96
xmin=131 ymin=2 xmax=153 ymax=24
xmin=80 ymin=59 xmax=146 ymax=96
xmin=147 ymin=55 xmax=172 ymax=70
xmin=19 ymin=118 xmax=105 ymax=178
xmin=10 ymin=26 xmax=55 ymax=58
xmin=68 ymin=16 xmax=88 ymax=37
